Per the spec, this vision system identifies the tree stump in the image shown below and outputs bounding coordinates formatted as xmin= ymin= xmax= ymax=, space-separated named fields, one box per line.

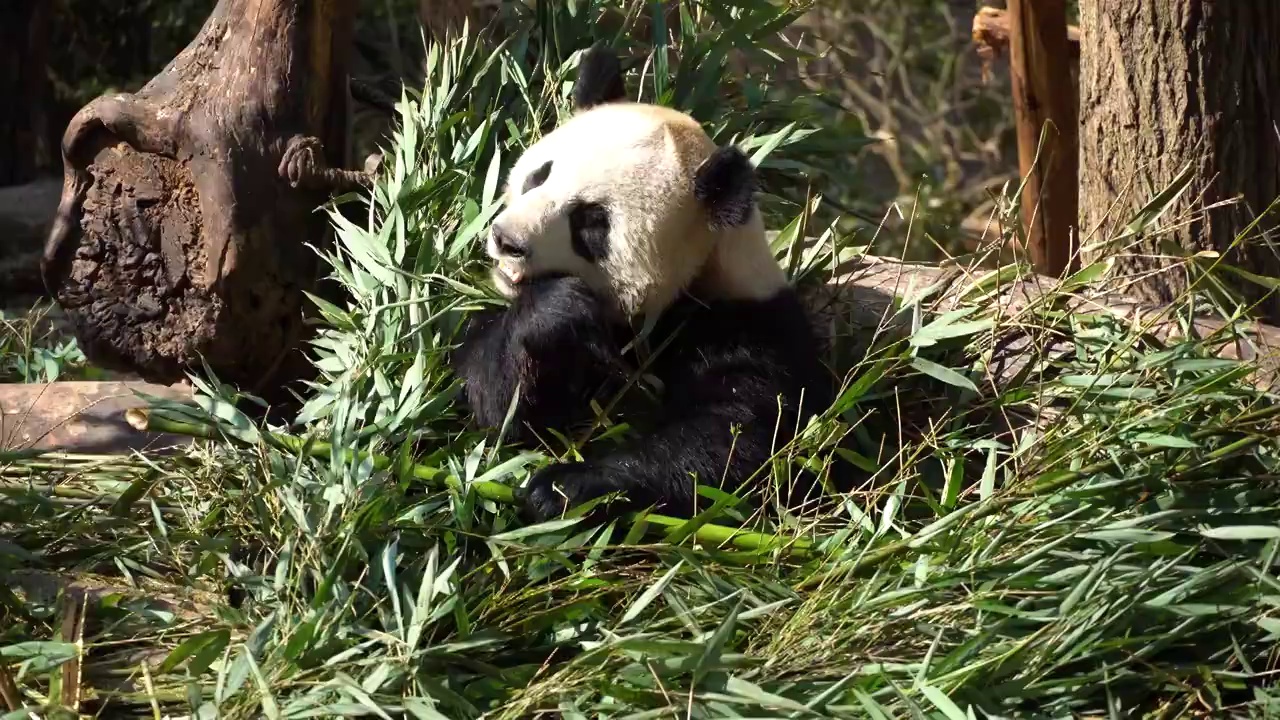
xmin=40 ymin=0 xmax=373 ymax=401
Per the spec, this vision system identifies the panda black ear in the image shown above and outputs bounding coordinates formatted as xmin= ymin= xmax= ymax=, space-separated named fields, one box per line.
xmin=574 ymin=44 xmax=627 ymax=111
xmin=694 ymin=145 xmax=758 ymax=229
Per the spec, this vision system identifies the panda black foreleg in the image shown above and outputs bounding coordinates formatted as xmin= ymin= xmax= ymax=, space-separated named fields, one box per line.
xmin=521 ymin=292 xmax=837 ymax=524
xmin=522 ymin=368 xmax=818 ymax=523
xmin=450 ymin=275 xmax=627 ymax=445
xmin=521 ymin=410 xmax=753 ymax=522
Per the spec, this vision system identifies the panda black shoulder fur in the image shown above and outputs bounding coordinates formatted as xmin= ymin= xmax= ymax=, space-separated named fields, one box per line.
xmin=451 ymin=46 xmax=836 ymax=522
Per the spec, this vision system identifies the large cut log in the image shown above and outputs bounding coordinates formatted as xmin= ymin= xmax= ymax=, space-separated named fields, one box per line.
xmin=39 ymin=0 xmax=372 ymax=403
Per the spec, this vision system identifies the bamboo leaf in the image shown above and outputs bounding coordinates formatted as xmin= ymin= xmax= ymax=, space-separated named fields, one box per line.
xmin=911 ymin=357 xmax=978 ymax=392
xmin=620 ymin=560 xmax=684 ymax=626
xmin=1199 ymin=526 xmax=1280 ymax=541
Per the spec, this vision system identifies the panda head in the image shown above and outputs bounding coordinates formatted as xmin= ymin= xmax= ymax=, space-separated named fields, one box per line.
xmin=485 ymin=45 xmax=787 ymax=318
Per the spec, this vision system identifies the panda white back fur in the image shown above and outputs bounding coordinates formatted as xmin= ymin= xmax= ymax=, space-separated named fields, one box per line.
xmin=452 ymin=46 xmax=835 ymax=521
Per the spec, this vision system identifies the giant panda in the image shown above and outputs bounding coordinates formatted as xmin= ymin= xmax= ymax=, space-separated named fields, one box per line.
xmin=451 ymin=46 xmax=837 ymax=523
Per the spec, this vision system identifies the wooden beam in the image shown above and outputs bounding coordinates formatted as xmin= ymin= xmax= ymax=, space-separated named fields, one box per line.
xmin=1007 ymin=0 xmax=1079 ymax=276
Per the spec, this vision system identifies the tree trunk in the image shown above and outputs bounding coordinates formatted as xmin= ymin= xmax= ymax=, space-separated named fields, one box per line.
xmin=40 ymin=0 xmax=373 ymax=401
xmin=1079 ymin=1 xmax=1280 ymax=323
xmin=0 ymin=0 xmax=52 ymax=185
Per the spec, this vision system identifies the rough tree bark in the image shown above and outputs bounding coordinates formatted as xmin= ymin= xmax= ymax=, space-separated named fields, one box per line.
xmin=40 ymin=0 xmax=375 ymax=401
xmin=1079 ymin=1 xmax=1280 ymax=323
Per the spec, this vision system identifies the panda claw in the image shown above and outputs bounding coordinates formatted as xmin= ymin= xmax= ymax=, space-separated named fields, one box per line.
xmin=522 ymin=463 xmax=626 ymax=524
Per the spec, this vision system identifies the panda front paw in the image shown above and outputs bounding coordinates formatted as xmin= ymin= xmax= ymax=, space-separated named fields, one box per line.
xmin=522 ymin=463 xmax=628 ymax=523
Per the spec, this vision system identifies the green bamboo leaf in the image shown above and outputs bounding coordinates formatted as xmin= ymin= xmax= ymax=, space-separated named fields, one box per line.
xmin=0 ymin=641 xmax=77 ymax=675
xmin=1114 ymin=160 xmax=1196 ymax=242
xmin=451 ymin=200 xmax=504 ymax=255
xmin=851 ymin=690 xmax=894 ymax=720
xmin=692 ymin=595 xmax=742 ymax=685
xmin=941 ymin=457 xmax=963 ymax=509
xmin=1199 ymin=526 xmax=1280 ymax=541
xmin=1060 ymin=259 xmax=1112 ymax=290
xmin=404 ymin=698 xmax=454 ymax=720
xmin=1131 ymin=433 xmax=1197 ymax=449
xmin=333 ymin=672 xmax=395 ymax=720
xmin=1258 ymin=617 xmax=1280 ymax=638
xmin=159 ymin=629 xmax=230 ymax=675
xmin=1080 ymin=529 xmax=1176 ymax=543
xmin=909 ymin=319 xmax=994 ymax=347
xmin=381 ymin=537 xmax=404 ymax=641
xmin=244 ymin=648 xmax=280 ymax=720
xmin=920 ymin=686 xmax=969 ymax=720
xmin=723 ymin=675 xmax=809 ymax=712
xmin=489 ymin=518 xmax=581 ymax=542
xmin=1171 ymin=358 xmax=1239 ymax=373
xmin=911 ymin=357 xmax=978 ymax=392
xmin=1219 ymin=262 xmax=1280 ymax=290
xmin=619 ymin=560 xmax=684 ymax=625
xmin=979 ymin=445 xmax=999 ymax=499
xmin=748 ymin=122 xmax=798 ymax=167
xmin=482 ymin=142 xmax=503 ymax=209
xmin=407 ymin=546 xmax=440 ymax=652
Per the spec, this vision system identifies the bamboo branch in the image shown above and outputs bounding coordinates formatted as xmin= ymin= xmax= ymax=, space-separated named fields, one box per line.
xmin=126 ymin=397 xmax=1280 ymax=579
xmin=124 ymin=408 xmax=819 ymax=558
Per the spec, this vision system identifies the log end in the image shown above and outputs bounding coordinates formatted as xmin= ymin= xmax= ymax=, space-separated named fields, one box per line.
xmin=44 ymin=141 xmax=316 ymax=398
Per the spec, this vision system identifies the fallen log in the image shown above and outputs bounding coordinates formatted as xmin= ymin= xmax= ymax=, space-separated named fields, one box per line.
xmin=0 ymin=380 xmax=192 ymax=454
xmin=802 ymin=249 xmax=1280 ymax=393
xmin=39 ymin=0 xmax=373 ymax=403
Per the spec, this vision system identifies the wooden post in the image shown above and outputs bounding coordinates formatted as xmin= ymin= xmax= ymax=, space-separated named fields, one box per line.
xmin=1007 ymin=0 xmax=1079 ymax=277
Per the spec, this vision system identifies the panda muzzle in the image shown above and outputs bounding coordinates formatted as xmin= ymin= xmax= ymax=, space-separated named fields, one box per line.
xmin=496 ymin=259 xmax=525 ymax=285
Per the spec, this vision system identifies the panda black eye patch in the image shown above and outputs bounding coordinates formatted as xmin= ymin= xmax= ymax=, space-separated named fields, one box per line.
xmin=522 ymin=161 xmax=552 ymax=194
xmin=568 ymin=201 xmax=611 ymax=263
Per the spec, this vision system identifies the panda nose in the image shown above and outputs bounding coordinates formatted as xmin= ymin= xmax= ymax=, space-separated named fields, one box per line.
xmin=491 ymin=226 xmax=528 ymax=258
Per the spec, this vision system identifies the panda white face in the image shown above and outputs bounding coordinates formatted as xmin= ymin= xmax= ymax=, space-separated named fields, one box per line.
xmin=486 ymin=102 xmax=721 ymax=318
xmin=482 ymin=46 xmax=786 ymax=317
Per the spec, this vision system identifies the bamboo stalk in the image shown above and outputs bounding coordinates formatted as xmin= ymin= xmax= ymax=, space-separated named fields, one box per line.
xmin=124 ymin=408 xmax=818 ymax=558
xmin=126 ymin=401 xmax=1280 ymax=575
xmin=839 ymin=404 xmax=1280 ymax=577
